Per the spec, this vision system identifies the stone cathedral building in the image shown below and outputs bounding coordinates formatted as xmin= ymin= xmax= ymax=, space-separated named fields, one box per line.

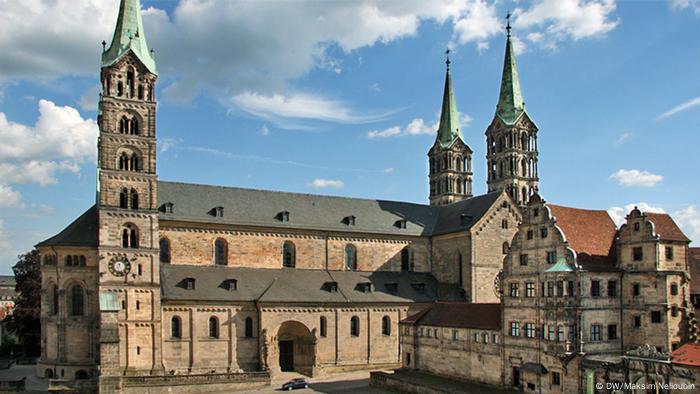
xmin=33 ymin=1 xmax=533 ymax=392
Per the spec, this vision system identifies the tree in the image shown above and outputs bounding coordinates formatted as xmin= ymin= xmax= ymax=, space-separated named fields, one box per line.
xmin=4 ymin=250 xmax=41 ymax=357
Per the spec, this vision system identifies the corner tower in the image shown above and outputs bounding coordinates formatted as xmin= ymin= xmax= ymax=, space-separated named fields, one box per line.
xmin=428 ymin=52 xmax=473 ymax=206
xmin=97 ymin=0 xmax=163 ymax=377
xmin=485 ymin=17 xmax=538 ymax=206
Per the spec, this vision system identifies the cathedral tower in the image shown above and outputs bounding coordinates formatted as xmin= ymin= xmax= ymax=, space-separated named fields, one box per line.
xmin=428 ymin=53 xmax=473 ymax=206
xmin=97 ymin=0 xmax=163 ymax=376
xmin=485 ymin=18 xmax=539 ymax=206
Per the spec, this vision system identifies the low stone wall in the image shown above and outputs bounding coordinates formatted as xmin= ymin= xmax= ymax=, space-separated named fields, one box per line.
xmin=318 ymin=362 xmax=401 ymax=377
xmin=370 ymin=370 xmax=512 ymax=394
xmin=117 ymin=371 xmax=270 ymax=394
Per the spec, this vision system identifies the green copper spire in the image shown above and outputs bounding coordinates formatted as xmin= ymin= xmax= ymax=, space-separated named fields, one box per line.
xmin=102 ymin=0 xmax=157 ymax=74
xmin=436 ymin=50 xmax=462 ymax=148
xmin=545 ymin=257 xmax=574 ymax=273
xmin=495 ymin=16 xmax=525 ymax=125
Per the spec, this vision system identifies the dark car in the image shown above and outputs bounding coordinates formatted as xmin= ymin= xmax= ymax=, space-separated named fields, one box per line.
xmin=281 ymin=378 xmax=309 ymax=390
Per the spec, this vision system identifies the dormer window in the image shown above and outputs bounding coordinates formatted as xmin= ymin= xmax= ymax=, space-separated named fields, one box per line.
xmin=277 ymin=211 xmax=290 ymax=222
xmin=343 ymin=215 xmax=356 ymax=226
xmin=395 ymin=220 xmax=407 ymax=229
xmin=385 ymin=283 xmax=398 ymax=293
xmin=222 ymin=279 xmax=237 ymax=291
xmin=411 ymin=283 xmax=426 ymax=292
xmin=322 ymin=281 xmax=339 ymax=293
xmin=161 ymin=202 xmax=174 ymax=214
xmin=210 ymin=206 xmax=224 ymax=217
xmin=460 ymin=214 xmax=472 ymax=226
xmin=356 ymin=282 xmax=373 ymax=293
xmin=634 ymin=222 xmax=640 ymax=231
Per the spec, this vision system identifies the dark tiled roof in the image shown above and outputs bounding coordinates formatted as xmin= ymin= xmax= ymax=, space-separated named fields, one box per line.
xmin=547 ymin=204 xmax=617 ymax=272
xmin=36 ymin=205 xmax=99 ymax=248
xmin=0 ymin=276 xmax=15 ymax=287
xmin=645 ymin=213 xmax=690 ymax=242
xmin=400 ymin=302 xmax=502 ymax=330
xmin=431 ymin=192 xmax=503 ymax=235
xmin=671 ymin=343 xmax=700 ymax=367
xmin=690 ymin=248 xmax=700 ymax=295
xmin=160 ymin=264 xmax=461 ymax=304
xmin=157 ymin=181 xmax=502 ymax=237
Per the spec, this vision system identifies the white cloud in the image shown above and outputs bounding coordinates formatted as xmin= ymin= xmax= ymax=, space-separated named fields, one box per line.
xmin=0 ymin=220 xmax=10 ymax=251
xmin=614 ymin=132 xmax=634 ymax=146
xmin=0 ymin=185 xmax=21 ymax=208
xmin=159 ymin=138 xmax=184 ymax=153
xmin=260 ymin=124 xmax=270 ymax=136
xmin=452 ymin=0 xmax=501 ymax=46
xmin=308 ymin=179 xmax=345 ymax=189
xmin=609 ymin=169 xmax=663 ymax=187
xmin=368 ymin=112 xmax=472 ymax=139
xmin=0 ymin=99 xmax=97 ymax=186
xmin=607 ymin=202 xmax=666 ymax=227
xmin=673 ymin=205 xmax=700 ymax=244
xmin=669 ymin=0 xmax=700 ymax=15
xmin=656 ymin=96 xmax=700 ymax=120
xmin=514 ymin=0 xmax=619 ymax=50
xmin=368 ymin=126 xmax=403 ymax=139
xmin=230 ymin=92 xmax=394 ymax=129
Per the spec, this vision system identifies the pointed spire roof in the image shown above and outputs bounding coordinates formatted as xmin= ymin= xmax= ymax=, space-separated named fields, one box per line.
xmin=436 ymin=50 xmax=463 ymax=148
xmin=102 ymin=0 xmax=157 ymax=74
xmin=495 ymin=16 xmax=525 ymax=125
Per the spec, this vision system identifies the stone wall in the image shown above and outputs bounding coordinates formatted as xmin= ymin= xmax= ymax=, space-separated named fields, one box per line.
xmin=160 ymin=223 xmax=430 ymax=272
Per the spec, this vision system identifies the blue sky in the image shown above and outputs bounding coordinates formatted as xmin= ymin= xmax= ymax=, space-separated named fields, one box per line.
xmin=0 ymin=0 xmax=698 ymax=273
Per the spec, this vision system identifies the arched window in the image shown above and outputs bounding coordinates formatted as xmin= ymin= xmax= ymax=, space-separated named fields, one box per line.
xmin=345 ymin=244 xmax=357 ymax=271
xmin=159 ymin=238 xmax=171 ymax=263
xmin=245 ymin=317 xmax=254 ymax=338
xmin=171 ymin=316 xmax=182 ymax=338
xmin=401 ymin=247 xmax=412 ymax=272
xmin=382 ymin=316 xmax=391 ymax=336
xmin=456 ymin=178 xmax=463 ymax=194
xmin=522 ymin=187 xmax=528 ymax=203
xmin=70 ymin=284 xmax=84 ymax=316
xmin=119 ymin=152 xmax=128 ymax=170
xmin=137 ymin=85 xmax=144 ymax=100
xmin=127 ymin=69 xmax=135 ymax=98
xmin=455 ymin=157 xmax=462 ymax=171
xmin=502 ymin=242 xmax=509 ymax=255
xmin=130 ymin=188 xmax=138 ymax=209
xmin=119 ymin=188 xmax=128 ymax=208
xmin=47 ymin=283 xmax=58 ymax=315
xmin=131 ymin=118 xmax=139 ymax=135
xmin=122 ymin=224 xmax=138 ymax=248
xmin=65 ymin=255 xmax=73 ymax=266
xmin=350 ymin=316 xmax=360 ymax=337
xmin=117 ymin=81 xmax=123 ymax=97
xmin=282 ymin=241 xmax=295 ymax=268
xmin=209 ymin=316 xmax=219 ymax=338
xmin=214 ymin=238 xmax=227 ymax=265
xmin=119 ymin=116 xmax=128 ymax=133
xmin=130 ymin=154 xmax=139 ymax=171
xmin=320 ymin=316 xmax=327 ymax=337
xmin=79 ymin=256 xmax=86 ymax=266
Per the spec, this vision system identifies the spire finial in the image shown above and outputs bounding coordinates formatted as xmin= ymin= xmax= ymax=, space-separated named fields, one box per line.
xmin=445 ymin=48 xmax=451 ymax=71
xmin=506 ymin=12 xmax=512 ymax=38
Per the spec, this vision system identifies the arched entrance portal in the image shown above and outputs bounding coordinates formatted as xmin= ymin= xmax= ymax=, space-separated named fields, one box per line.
xmin=274 ymin=321 xmax=316 ymax=376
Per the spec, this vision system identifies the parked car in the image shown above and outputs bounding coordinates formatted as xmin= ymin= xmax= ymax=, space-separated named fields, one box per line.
xmin=281 ymin=378 xmax=309 ymax=390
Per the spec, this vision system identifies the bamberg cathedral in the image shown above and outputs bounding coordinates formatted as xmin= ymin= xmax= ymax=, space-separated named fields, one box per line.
xmin=35 ymin=1 xmax=698 ymax=393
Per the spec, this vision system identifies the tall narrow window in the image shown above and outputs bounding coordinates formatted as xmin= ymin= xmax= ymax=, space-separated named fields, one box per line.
xmin=345 ymin=244 xmax=357 ymax=271
xmin=382 ymin=316 xmax=391 ymax=336
xmin=171 ymin=316 xmax=181 ymax=338
xmin=401 ymin=247 xmax=411 ymax=272
xmin=70 ymin=285 xmax=84 ymax=316
xmin=130 ymin=189 xmax=138 ymax=209
xmin=127 ymin=69 xmax=135 ymax=98
xmin=214 ymin=238 xmax=227 ymax=265
xmin=119 ymin=116 xmax=128 ymax=133
xmin=320 ymin=317 xmax=327 ymax=337
xmin=350 ymin=316 xmax=360 ymax=337
xmin=209 ymin=317 xmax=219 ymax=338
xmin=457 ymin=253 xmax=463 ymax=287
xmin=502 ymin=242 xmax=509 ymax=254
xmin=282 ymin=241 xmax=295 ymax=268
xmin=159 ymin=238 xmax=171 ymax=263
xmin=245 ymin=317 xmax=254 ymax=338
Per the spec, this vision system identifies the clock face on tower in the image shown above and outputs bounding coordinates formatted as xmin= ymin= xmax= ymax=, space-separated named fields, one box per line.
xmin=108 ymin=257 xmax=131 ymax=277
